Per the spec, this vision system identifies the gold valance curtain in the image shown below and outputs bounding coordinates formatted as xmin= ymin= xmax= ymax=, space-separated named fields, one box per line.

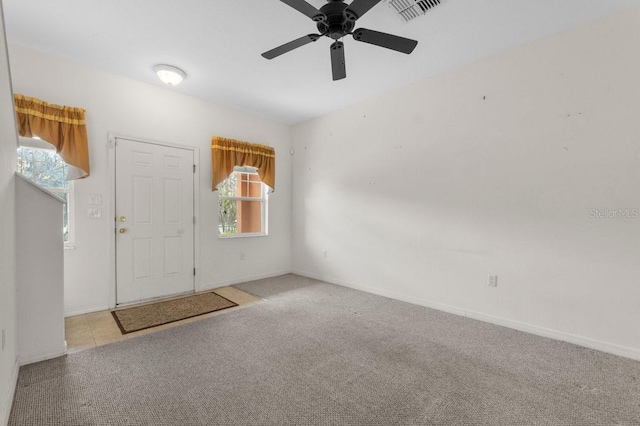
xmin=14 ymin=94 xmax=90 ymax=179
xmin=211 ymin=136 xmax=276 ymax=191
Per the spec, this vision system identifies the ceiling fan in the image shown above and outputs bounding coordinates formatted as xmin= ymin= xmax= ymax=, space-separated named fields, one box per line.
xmin=262 ymin=0 xmax=419 ymax=81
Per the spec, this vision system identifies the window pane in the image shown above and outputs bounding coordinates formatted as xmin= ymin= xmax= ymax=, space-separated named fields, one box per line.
xmin=219 ymin=198 xmax=237 ymax=235
xmin=248 ymin=182 xmax=261 ymax=197
xmin=218 ymin=200 xmax=263 ymax=235
xmin=17 ymin=147 xmax=68 ymax=189
xmin=218 ymin=172 xmax=237 ymax=198
xmin=236 ymin=200 xmax=262 ymax=233
xmin=218 ymin=169 xmax=266 ymax=237
xmin=17 ymin=146 xmax=72 ymax=244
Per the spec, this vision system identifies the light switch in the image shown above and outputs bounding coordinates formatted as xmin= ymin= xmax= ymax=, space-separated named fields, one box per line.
xmin=88 ymin=194 xmax=102 ymax=205
xmin=88 ymin=207 xmax=102 ymax=219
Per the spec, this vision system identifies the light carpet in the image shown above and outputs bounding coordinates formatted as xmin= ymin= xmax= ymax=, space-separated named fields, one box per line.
xmin=9 ymin=274 xmax=640 ymax=425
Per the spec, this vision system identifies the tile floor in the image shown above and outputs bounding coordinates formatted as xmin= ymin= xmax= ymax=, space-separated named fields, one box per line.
xmin=65 ymin=286 xmax=262 ymax=353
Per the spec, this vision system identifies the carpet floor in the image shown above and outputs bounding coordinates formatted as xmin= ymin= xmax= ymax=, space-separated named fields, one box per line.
xmin=9 ymin=274 xmax=640 ymax=425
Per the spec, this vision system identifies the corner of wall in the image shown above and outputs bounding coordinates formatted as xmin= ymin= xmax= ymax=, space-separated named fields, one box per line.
xmin=0 ymin=358 xmax=18 ymax=426
xmin=0 ymin=1 xmax=21 ymax=423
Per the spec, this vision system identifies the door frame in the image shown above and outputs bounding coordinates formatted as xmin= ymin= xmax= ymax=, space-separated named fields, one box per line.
xmin=107 ymin=132 xmax=201 ymax=309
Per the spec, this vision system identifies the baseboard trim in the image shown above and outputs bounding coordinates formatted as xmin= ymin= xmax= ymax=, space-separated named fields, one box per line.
xmin=18 ymin=345 xmax=67 ymax=366
xmin=201 ymin=270 xmax=293 ymax=291
xmin=293 ymin=270 xmax=640 ymax=362
xmin=66 ymin=271 xmax=293 ymax=316
xmin=1 ymin=356 xmax=19 ymax=426
xmin=294 ymin=270 xmax=468 ymax=317
xmin=465 ymin=310 xmax=640 ymax=361
xmin=65 ymin=305 xmax=110 ymax=318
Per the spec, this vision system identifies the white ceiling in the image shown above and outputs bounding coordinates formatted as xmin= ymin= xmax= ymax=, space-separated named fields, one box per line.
xmin=3 ymin=0 xmax=638 ymax=124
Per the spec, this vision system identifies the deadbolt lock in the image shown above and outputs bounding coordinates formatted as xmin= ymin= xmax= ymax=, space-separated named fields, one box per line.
xmin=120 ymin=216 xmax=127 ymax=222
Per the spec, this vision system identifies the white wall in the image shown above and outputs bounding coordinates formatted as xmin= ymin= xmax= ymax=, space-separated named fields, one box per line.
xmin=292 ymin=7 xmax=640 ymax=359
xmin=0 ymin=1 xmax=18 ymax=424
xmin=15 ymin=176 xmax=65 ymax=364
xmin=8 ymin=45 xmax=293 ymax=316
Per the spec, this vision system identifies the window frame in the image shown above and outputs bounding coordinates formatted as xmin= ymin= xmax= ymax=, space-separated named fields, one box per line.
xmin=218 ymin=166 xmax=269 ymax=238
xmin=47 ymin=183 xmax=75 ymax=248
xmin=16 ymin=140 xmax=76 ymax=248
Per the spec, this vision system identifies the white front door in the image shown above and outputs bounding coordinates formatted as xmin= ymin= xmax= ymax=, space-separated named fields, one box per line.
xmin=115 ymin=137 xmax=195 ymax=304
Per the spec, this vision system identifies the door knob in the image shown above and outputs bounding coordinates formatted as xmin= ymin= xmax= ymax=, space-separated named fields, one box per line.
xmin=120 ymin=216 xmax=127 ymax=222
xmin=119 ymin=228 xmax=127 ymax=234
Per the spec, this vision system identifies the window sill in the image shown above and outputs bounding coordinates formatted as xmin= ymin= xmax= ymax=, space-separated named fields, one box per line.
xmin=218 ymin=233 xmax=268 ymax=239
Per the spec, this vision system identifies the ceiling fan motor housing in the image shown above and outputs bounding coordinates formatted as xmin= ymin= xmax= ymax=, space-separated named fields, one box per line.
xmin=263 ymin=0 xmax=419 ymax=80
xmin=317 ymin=1 xmax=356 ymax=39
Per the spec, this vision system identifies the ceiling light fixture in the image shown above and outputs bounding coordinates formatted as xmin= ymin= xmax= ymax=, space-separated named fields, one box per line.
xmin=153 ymin=64 xmax=186 ymax=86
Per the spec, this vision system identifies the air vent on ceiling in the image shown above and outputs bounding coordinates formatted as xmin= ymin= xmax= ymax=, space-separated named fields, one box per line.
xmin=387 ymin=0 xmax=442 ymax=22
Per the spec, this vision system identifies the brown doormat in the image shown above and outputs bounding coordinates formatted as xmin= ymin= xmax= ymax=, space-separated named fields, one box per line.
xmin=111 ymin=291 xmax=238 ymax=334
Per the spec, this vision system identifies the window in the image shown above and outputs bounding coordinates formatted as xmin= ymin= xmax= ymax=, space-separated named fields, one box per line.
xmin=218 ymin=166 xmax=268 ymax=237
xmin=16 ymin=145 xmax=75 ymax=246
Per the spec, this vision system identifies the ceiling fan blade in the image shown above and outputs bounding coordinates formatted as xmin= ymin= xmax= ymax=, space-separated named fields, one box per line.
xmin=280 ymin=0 xmax=325 ymax=21
xmin=344 ymin=0 xmax=382 ymax=20
xmin=330 ymin=41 xmax=346 ymax=81
xmin=352 ymin=28 xmax=418 ymax=54
xmin=262 ymin=34 xmax=322 ymax=60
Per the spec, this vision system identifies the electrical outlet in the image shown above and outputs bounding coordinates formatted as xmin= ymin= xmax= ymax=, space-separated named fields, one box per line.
xmin=488 ymin=275 xmax=498 ymax=287
xmin=240 ymin=252 xmax=245 ymax=261
xmin=323 ymin=250 xmax=328 ymax=258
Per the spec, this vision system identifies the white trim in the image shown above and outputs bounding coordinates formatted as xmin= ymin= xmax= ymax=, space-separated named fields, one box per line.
xmin=109 ymin=132 xmax=200 ymax=152
xmin=107 ymin=132 xmax=201 ymax=308
xmin=217 ymin=168 xmax=268 ymax=237
xmin=465 ymin=310 xmax=640 ymax=362
xmin=192 ymin=148 xmax=201 ymax=293
xmin=218 ymin=232 xmax=268 ymax=239
xmin=1 ymin=357 xmax=19 ymax=426
xmin=18 ymin=343 xmax=67 ymax=366
xmin=115 ymin=289 xmax=194 ymax=308
xmin=64 ymin=305 xmax=110 ymax=318
xmin=199 ymin=270 xmax=292 ymax=291
xmin=48 ymin=183 xmax=75 ymax=247
xmin=293 ymin=270 xmax=640 ymax=362
xmin=107 ymin=135 xmax=116 ymax=309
